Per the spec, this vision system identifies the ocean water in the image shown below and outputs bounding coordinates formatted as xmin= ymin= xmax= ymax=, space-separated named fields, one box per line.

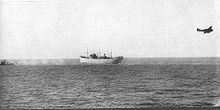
xmin=0 ymin=59 xmax=220 ymax=109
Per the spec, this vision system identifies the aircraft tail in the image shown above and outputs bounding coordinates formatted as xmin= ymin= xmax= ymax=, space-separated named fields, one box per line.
xmin=197 ymin=28 xmax=202 ymax=31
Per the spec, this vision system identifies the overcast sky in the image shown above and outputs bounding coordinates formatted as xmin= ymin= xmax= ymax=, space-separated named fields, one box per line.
xmin=0 ymin=0 xmax=220 ymax=59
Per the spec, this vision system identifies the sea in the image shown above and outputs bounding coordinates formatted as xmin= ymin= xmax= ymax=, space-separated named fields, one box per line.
xmin=0 ymin=57 xmax=220 ymax=109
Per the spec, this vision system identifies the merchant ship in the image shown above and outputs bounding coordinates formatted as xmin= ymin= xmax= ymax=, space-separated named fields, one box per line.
xmin=80 ymin=49 xmax=123 ymax=64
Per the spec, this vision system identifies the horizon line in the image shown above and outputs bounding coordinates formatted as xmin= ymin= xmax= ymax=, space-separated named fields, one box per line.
xmin=0 ymin=56 xmax=220 ymax=60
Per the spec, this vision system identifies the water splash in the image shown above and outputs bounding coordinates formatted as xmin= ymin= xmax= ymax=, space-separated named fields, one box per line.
xmin=214 ymin=100 xmax=220 ymax=107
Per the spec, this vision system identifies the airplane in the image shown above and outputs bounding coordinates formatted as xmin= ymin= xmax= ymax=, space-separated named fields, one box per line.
xmin=197 ymin=26 xmax=213 ymax=34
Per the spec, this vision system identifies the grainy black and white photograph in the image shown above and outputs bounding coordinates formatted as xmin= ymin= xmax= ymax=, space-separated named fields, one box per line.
xmin=0 ymin=0 xmax=220 ymax=109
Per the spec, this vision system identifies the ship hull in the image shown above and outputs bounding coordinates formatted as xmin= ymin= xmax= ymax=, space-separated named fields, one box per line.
xmin=80 ymin=57 xmax=123 ymax=64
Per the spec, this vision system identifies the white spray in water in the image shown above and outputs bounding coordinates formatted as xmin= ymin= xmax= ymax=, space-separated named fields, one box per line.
xmin=214 ymin=99 xmax=220 ymax=107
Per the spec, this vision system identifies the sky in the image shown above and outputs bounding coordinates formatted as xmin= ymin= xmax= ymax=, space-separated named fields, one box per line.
xmin=0 ymin=0 xmax=220 ymax=59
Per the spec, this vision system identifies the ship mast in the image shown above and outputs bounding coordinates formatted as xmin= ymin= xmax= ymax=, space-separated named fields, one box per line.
xmin=87 ymin=47 xmax=88 ymax=57
xmin=110 ymin=47 xmax=112 ymax=58
xmin=99 ymin=47 xmax=101 ymax=57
